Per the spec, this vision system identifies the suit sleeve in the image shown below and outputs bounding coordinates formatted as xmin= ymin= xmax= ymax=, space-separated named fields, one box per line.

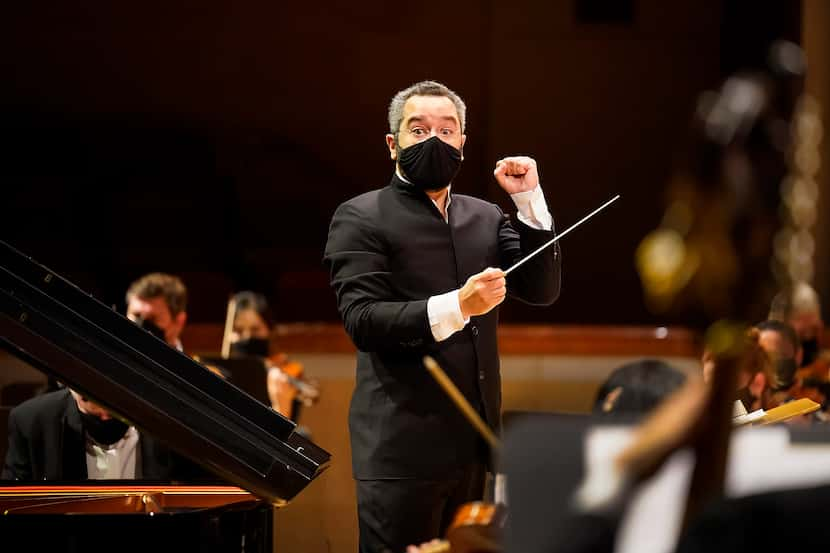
xmin=324 ymin=202 xmax=433 ymax=352
xmin=499 ymin=207 xmax=562 ymax=306
xmin=2 ymin=407 xmax=32 ymax=481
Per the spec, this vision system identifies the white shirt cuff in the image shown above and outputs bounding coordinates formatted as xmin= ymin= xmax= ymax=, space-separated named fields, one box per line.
xmin=427 ymin=289 xmax=469 ymax=342
xmin=510 ymin=185 xmax=552 ymax=230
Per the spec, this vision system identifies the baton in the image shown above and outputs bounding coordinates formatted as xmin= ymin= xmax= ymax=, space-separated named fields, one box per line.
xmin=504 ymin=194 xmax=621 ymax=276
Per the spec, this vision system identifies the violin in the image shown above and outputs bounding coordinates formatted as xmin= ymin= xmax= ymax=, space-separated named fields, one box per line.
xmin=265 ymin=352 xmax=320 ymax=420
xmin=415 ymin=502 xmax=505 ymax=553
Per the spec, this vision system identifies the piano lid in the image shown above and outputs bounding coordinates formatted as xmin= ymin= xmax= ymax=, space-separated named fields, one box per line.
xmin=0 ymin=241 xmax=330 ymax=505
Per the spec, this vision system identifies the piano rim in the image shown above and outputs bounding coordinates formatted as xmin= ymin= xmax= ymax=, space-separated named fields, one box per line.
xmin=0 ymin=484 xmax=283 ymax=515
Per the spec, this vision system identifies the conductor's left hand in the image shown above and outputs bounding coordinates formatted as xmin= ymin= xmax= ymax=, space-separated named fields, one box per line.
xmin=493 ymin=156 xmax=539 ymax=194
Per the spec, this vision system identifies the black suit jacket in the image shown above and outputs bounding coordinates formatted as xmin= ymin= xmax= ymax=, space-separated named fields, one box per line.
xmin=324 ymin=175 xmax=561 ymax=478
xmin=2 ymin=389 xmax=194 ymax=481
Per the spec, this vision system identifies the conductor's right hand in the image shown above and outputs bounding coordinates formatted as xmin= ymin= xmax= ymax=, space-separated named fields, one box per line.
xmin=459 ymin=267 xmax=506 ymax=319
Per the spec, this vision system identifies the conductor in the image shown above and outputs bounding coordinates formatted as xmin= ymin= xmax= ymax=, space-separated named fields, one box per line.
xmin=324 ymin=80 xmax=562 ymax=553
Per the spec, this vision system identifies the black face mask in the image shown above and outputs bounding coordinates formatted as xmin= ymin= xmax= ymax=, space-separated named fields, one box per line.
xmin=774 ymin=357 xmax=797 ymax=391
xmin=134 ymin=317 xmax=166 ymax=342
xmin=230 ymin=337 xmax=270 ymax=358
xmin=801 ymin=338 xmax=819 ymax=367
xmin=398 ymin=136 xmax=462 ymax=192
xmin=80 ymin=411 xmax=130 ymax=445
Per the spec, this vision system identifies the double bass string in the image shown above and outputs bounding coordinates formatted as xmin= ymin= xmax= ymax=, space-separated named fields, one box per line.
xmin=504 ymin=194 xmax=621 ymax=276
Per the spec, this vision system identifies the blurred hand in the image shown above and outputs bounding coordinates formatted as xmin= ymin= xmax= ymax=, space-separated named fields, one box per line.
xmin=493 ymin=156 xmax=539 ymax=194
xmin=459 ymin=267 xmax=506 ymax=319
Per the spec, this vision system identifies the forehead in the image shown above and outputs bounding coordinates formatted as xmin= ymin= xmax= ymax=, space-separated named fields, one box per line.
xmin=401 ymin=95 xmax=460 ymax=125
xmin=234 ymin=308 xmax=266 ymax=327
xmin=127 ymin=295 xmax=172 ymax=318
xmin=759 ymin=329 xmax=795 ymax=355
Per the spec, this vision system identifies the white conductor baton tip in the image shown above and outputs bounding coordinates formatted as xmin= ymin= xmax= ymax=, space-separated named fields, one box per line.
xmin=504 ymin=194 xmax=621 ymax=276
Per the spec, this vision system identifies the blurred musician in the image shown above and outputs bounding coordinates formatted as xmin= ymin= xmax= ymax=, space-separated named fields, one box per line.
xmin=3 ymin=272 xmax=194 ymax=481
xmin=770 ymin=281 xmax=826 ymax=369
xmin=701 ymin=329 xmax=778 ymax=414
xmin=769 ymin=283 xmax=830 ymax=417
xmin=125 ymin=272 xmax=188 ymax=350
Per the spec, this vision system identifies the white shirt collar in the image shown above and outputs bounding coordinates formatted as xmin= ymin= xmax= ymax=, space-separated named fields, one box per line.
xmin=85 ymin=426 xmax=139 ymax=479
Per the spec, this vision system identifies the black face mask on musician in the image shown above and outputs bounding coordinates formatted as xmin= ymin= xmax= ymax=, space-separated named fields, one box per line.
xmin=230 ymin=337 xmax=270 ymax=358
xmin=398 ymin=136 xmax=462 ymax=192
xmin=774 ymin=357 xmax=798 ymax=391
xmin=80 ymin=411 xmax=130 ymax=445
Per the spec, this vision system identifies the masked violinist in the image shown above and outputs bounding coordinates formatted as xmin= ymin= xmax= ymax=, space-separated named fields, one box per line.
xmin=226 ymin=291 xmax=318 ymax=423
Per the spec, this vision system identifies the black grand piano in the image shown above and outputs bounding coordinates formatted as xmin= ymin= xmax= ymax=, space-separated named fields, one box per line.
xmin=0 ymin=241 xmax=331 ymax=551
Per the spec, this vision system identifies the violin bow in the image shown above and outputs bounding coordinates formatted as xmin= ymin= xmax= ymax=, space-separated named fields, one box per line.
xmin=220 ymin=295 xmax=237 ymax=359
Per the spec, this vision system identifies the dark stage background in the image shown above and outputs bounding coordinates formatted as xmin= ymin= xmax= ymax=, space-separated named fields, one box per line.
xmin=1 ymin=1 xmax=801 ymax=328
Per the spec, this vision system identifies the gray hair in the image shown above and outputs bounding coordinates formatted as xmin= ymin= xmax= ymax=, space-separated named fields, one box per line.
xmin=387 ymin=80 xmax=467 ymax=134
